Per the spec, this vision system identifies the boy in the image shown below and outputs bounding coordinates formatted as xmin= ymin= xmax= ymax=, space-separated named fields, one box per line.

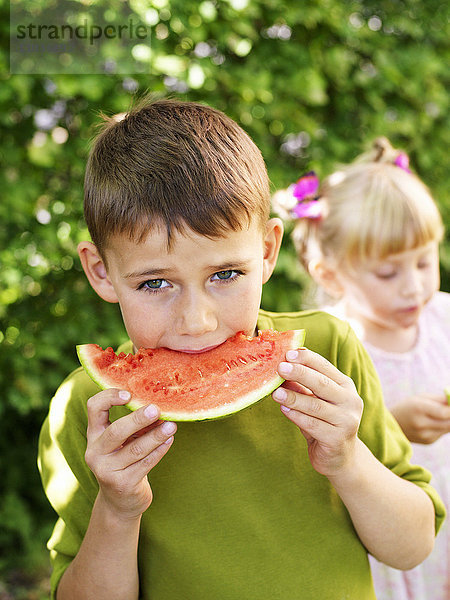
xmin=38 ymin=98 xmax=445 ymax=600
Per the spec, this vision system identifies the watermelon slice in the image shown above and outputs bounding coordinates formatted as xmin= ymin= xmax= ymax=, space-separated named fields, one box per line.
xmin=77 ymin=329 xmax=305 ymax=421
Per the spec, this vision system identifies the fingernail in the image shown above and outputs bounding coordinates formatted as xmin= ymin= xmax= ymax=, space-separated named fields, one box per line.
xmin=119 ymin=390 xmax=131 ymax=401
xmin=286 ymin=350 xmax=298 ymax=361
xmin=280 ymin=405 xmax=291 ymax=413
xmin=279 ymin=362 xmax=293 ymax=375
xmin=144 ymin=404 xmax=158 ymax=419
xmin=162 ymin=421 xmax=176 ymax=435
xmin=273 ymin=387 xmax=287 ymax=401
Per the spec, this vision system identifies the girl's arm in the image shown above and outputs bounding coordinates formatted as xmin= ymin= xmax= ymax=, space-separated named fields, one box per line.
xmin=390 ymin=393 xmax=450 ymax=444
xmin=57 ymin=389 xmax=176 ymax=600
xmin=273 ymin=348 xmax=436 ymax=569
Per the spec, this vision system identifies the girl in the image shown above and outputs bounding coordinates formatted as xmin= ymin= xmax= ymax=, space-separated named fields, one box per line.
xmin=273 ymin=137 xmax=450 ymax=600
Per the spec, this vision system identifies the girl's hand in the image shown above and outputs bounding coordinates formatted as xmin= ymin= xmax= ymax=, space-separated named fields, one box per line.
xmin=390 ymin=394 xmax=450 ymax=444
xmin=272 ymin=348 xmax=363 ymax=478
xmin=85 ymin=389 xmax=176 ymax=521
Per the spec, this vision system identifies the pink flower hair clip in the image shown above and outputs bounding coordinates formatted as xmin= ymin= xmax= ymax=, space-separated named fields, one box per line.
xmin=394 ymin=152 xmax=411 ymax=173
xmin=290 ymin=171 xmax=322 ymax=220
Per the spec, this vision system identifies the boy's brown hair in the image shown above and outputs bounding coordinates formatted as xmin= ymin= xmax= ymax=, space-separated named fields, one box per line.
xmin=84 ymin=96 xmax=270 ymax=258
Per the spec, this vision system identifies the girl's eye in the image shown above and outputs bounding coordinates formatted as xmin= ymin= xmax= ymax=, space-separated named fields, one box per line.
xmin=211 ymin=270 xmax=242 ymax=282
xmin=138 ymin=279 xmax=170 ymax=293
xmin=375 ymin=271 xmax=396 ymax=280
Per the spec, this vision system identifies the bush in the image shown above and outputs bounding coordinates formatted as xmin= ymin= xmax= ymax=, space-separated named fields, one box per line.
xmin=1 ymin=0 xmax=448 ymax=577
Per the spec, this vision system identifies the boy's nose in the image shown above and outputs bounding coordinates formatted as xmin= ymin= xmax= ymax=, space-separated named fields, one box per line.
xmin=176 ymin=290 xmax=218 ymax=336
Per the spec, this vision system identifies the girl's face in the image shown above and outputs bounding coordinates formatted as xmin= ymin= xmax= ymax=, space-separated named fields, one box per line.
xmin=337 ymin=240 xmax=440 ymax=335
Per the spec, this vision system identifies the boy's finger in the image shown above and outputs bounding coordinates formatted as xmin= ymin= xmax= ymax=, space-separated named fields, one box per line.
xmin=278 ymin=401 xmax=336 ymax=443
xmin=127 ymin=421 xmax=163 ymax=440
xmin=87 ymin=389 xmax=133 ymax=437
xmin=119 ymin=420 xmax=177 ymax=468
xmin=282 ymin=380 xmax=315 ymax=396
xmin=98 ymin=403 xmax=163 ymax=454
xmin=278 ymin=361 xmax=340 ymax=404
xmin=125 ymin=433 xmax=175 ymax=483
xmin=284 ymin=348 xmax=352 ymax=387
xmin=278 ymin=349 xmax=355 ymax=402
xmin=273 ymin=386 xmax=336 ymax=425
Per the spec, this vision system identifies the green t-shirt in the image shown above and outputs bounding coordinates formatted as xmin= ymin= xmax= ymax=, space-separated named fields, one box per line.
xmin=38 ymin=309 xmax=445 ymax=600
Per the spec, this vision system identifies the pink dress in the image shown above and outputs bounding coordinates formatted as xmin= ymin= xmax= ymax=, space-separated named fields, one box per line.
xmin=362 ymin=292 xmax=450 ymax=600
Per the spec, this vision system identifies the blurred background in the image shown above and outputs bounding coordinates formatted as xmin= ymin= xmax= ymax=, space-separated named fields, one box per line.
xmin=1 ymin=0 xmax=449 ymax=597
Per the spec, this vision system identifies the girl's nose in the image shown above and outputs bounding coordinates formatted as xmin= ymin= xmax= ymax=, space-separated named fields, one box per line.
xmin=176 ymin=290 xmax=218 ymax=337
xmin=401 ymin=269 xmax=422 ymax=297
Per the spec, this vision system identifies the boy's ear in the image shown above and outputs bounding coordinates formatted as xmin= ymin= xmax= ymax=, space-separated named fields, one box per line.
xmin=77 ymin=242 xmax=119 ymax=304
xmin=308 ymin=258 xmax=344 ymax=298
xmin=262 ymin=218 xmax=284 ymax=283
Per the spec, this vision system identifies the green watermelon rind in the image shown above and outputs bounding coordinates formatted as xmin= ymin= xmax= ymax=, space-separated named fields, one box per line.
xmin=76 ymin=329 xmax=305 ymax=422
xmin=127 ymin=372 xmax=286 ymax=422
xmin=445 ymin=386 xmax=450 ymax=406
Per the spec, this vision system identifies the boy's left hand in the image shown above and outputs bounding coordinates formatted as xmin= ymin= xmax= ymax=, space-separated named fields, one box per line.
xmin=272 ymin=348 xmax=363 ymax=478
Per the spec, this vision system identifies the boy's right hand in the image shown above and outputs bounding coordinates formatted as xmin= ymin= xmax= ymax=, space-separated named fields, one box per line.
xmin=85 ymin=389 xmax=176 ymax=520
xmin=390 ymin=393 xmax=450 ymax=444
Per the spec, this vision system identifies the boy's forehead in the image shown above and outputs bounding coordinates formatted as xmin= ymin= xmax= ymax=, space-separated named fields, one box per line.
xmin=105 ymin=219 xmax=265 ymax=267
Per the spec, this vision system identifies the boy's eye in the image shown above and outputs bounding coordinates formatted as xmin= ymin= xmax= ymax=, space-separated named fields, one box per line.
xmin=139 ymin=279 xmax=170 ymax=292
xmin=211 ymin=269 xmax=242 ymax=282
xmin=215 ymin=270 xmax=234 ymax=279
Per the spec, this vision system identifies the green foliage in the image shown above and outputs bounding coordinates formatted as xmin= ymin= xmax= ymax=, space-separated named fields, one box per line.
xmin=1 ymin=0 xmax=449 ymax=579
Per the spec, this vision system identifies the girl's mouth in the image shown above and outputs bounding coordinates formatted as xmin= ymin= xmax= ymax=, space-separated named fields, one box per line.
xmin=400 ymin=305 xmax=419 ymax=313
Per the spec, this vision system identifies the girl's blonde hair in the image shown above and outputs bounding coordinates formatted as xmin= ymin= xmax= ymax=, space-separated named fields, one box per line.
xmin=275 ymin=137 xmax=444 ymax=272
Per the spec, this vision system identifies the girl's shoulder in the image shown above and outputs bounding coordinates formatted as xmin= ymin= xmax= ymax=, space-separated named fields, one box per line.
xmin=424 ymin=291 xmax=450 ymax=323
xmin=419 ymin=291 xmax=450 ymax=351
xmin=430 ymin=289 xmax=450 ymax=305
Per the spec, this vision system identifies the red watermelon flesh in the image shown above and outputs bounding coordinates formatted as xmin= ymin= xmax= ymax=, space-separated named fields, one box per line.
xmin=76 ymin=329 xmax=305 ymax=421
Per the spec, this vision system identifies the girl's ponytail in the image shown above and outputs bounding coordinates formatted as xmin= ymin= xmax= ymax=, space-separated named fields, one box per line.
xmin=372 ymin=136 xmax=397 ymax=162
xmin=357 ymin=136 xmax=411 ymax=173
